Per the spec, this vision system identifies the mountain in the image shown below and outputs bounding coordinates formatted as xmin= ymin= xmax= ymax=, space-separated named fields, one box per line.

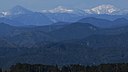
xmin=42 ymin=6 xmax=86 ymax=22
xmin=0 ymin=5 xmax=33 ymax=17
xmin=112 ymin=18 xmax=128 ymax=27
xmin=31 ymin=23 xmax=68 ymax=32
xmin=50 ymin=22 xmax=99 ymax=41
xmin=7 ymin=12 xmax=53 ymax=26
xmin=1 ymin=5 xmax=128 ymax=26
xmin=7 ymin=30 xmax=56 ymax=48
xmin=1 ymin=22 xmax=128 ymax=48
xmin=84 ymin=4 xmax=119 ymax=15
xmin=44 ymin=13 xmax=84 ymax=23
xmin=84 ymin=14 xmax=122 ymax=21
xmin=42 ymin=6 xmax=74 ymax=13
xmin=41 ymin=5 xmax=128 ymax=15
xmin=0 ymin=38 xmax=15 ymax=48
xmin=42 ymin=5 xmax=128 ymax=23
xmin=0 ymin=6 xmax=53 ymax=26
xmin=7 ymin=5 xmax=33 ymax=15
xmin=79 ymin=31 xmax=128 ymax=48
xmin=2 ymin=5 xmax=128 ymax=69
xmin=42 ymin=6 xmax=86 ymax=15
xmin=0 ymin=17 xmax=24 ymax=26
xmin=49 ymin=20 xmax=128 ymax=41
xmin=0 ymin=23 xmax=57 ymax=48
xmin=0 ymin=23 xmax=19 ymax=37
xmin=42 ymin=6 xmax=84 ymax=22
xmin=2 ymin=31 xmax=128 ymax=68
xmin=79 ymin=17 xmax=128 ymax=28
xmin=42 ymin=5 xmax=127 ymax=15
xmin=79 ymin=17 xmax=111 ymax=28
xmin=2 ymin=22 xmax=128 ymax=68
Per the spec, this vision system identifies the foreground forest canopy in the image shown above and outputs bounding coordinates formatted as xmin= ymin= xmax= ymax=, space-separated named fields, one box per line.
xmin=1 ymin=63 xmax=128 ymax=72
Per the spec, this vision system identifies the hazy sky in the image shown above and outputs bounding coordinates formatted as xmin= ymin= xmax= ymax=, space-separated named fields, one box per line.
xmin=0 ymin=0 xmax=128 ymax=11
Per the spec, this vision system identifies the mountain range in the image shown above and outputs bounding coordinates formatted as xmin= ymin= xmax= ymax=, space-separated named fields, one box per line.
xmin=0 ymin=4 xmax=128 ymax=26
xmin=1 ymin=4 xmax=128 ymax=68
xmin=1 ymin=19 xmax=128 ymax=68
xmin=41 ymin=4 xmax=128 ymax=15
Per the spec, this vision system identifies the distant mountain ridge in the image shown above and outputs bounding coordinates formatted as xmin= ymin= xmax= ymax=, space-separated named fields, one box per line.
xmin=41 ymin=4 xmax=128 ymax=15
xmin=1 ymin=5 xmax=128 ymax=26
xmin=8 ymin=5 xmax=33 ymax=15
xmin=0 ymin=6 xmax=53 ymax=26
xmin=0 ymin=6 xmax=83 ymax=26
xmin=79 ymin=17 xmax=128 ymax=28
xmin=1 ymin=4 xmax=128 ymax=16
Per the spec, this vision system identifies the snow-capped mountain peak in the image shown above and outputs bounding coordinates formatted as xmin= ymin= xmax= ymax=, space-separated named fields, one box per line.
xmin=84 ymin=4 xmax=120 ymax=14
xmin=42 ymin=6 xmax=74 ymax=13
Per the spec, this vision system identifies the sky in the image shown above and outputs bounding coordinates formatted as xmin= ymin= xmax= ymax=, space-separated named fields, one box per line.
xmin=0 ymin=0 xmax=128 ymax=11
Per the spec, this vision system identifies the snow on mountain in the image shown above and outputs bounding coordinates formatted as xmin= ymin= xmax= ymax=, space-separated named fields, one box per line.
xmin=2 ymin=12 xmax=9 ymax=16
xmin=1 ymin=4 xmax=128 ymax=17
xmin=42 ymin=6 xmax=74 ymax=13
xmin=0 ymin=11 xmax=10 ymax=17
xmin=84 ymin=4 xmax=120 ymax=15
xmin=42 ymin=5 xmax=128 ymax=15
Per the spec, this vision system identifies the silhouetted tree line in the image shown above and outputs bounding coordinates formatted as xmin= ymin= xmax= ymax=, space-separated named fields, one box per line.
xmin=1 ymin=63 xmax=128 ymax=72
xmin=0 ymin=68 xmax=2 ymax=72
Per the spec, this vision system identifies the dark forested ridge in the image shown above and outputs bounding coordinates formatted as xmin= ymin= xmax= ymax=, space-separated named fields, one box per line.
xmin=1 ymin=63 xmax=128 ymax=72
xmin=1 ymin=17 xmax=128 ymax=69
